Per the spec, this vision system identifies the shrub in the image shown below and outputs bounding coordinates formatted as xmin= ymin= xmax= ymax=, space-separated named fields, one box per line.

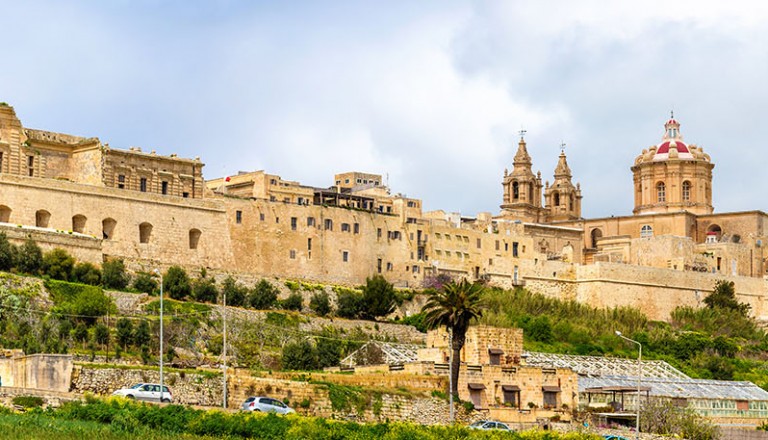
xmin=132 ymin=271 xmax=158 ymax=294
xmin=0 ymin=232 xmax=16 ymax=271
xmin=336 ymin=290 xmax=363 ymax=318
xmin=12 ymin=395 xmax=44 ymax=408
xmin=164 ymin=266 xmax=191 ymax=300
xmin=248 ymin=279 xmax=278 ymax=309
xmin=316 ymin=337 xmax=342 ymax=368
xmin=42 ymin=248 xmax=76 ymax=280
xmin=309 ymin=291 xmax=331 ymax=316
xmin=16 ymin=238 xmax=43 ymax=275
xmin=72 ymin=262 xmax=102 ymax=285
xmin=102 ymin=258 xmax=129 ymax=290
xmin=282 ymin=340 xmax=318 ymax=370
xmin=221 ymin=276 xmax=248 ymax=307
xmin=92 ymin=323 xmax=110 ymax=347
xmin=192 ymin=276 xmax=218 ymax=303
xmin=361 ymin=275 xmax=396 ymax=319
xmin=133 ymin=320 xmax=151 ymax=348
xmin=705 ymin=279 xmax=750 ymax=315
xmin=116 ymin=318 xmax=133 ymax=349
xmin=281 ymin=292 xmax=303 ymax=311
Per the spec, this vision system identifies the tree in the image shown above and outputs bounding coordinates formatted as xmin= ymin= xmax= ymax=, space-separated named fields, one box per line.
xmin=93 ymin=323 xmax=110 ymax=348
xmin=317 ymin=338 xmax=342 ymax=368
xmin=70 ymin=289 xmax=114 ymax=324
xmin=248 ymin=279 xmax=278 ymax=309
xmin=336 ymin=290 xmax=363 ymax=318
xmin=72 ymin=262 xmax=102 ymax=285
xmin=0 ymin=232 xmax=16 ymax=271
xmin=102 ymin=258 xmax=129 ymax=290
xmin=282 ymin=340 xmax=318 ymax=370
xmin=133 ymin=320 xmax=151 ymax=348
xmin=704 ymin=280 xmax=750 ymax=316
xmin=42 ymin=248 xmax=75 ymax=280
xmin=73 ymin=322 xmax=89 ymax=349
xmin=422 ymin=278 xmax=485 ymax=401
xmin=16 ymin=238 xmax=43 ymax=275
xmin=192 ymin=276 xmax=218 ymax=303
xmin=116 ymin=318 xmax=134 ymax=349
xmin=281 ymin=292 xmax=303 ymax=311
xmin=309 ymin=291 xmax=331 ymax=317
xmin=164 ymin=266 xmax=191 ymax=300
xmin=361 ymin=275 xmax=397 ymax=319
xmin=221 ymin=276 xmax=247 ymax=308
xmin=132 ymin=271 xmax=158 ymax=294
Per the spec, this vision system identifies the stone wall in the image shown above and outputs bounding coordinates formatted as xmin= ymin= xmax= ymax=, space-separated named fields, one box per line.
xmin=0 ymin=354 xmax=72 ymax=392
xmin=0 ymin=223 xmax=102 ymax=265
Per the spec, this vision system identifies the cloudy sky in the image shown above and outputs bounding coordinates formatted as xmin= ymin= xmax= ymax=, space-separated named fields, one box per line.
xmin=3 ymin=1 xmax=768 ymax=218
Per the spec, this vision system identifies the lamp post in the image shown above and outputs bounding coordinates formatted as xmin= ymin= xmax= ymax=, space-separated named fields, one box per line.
xmin=222 ymin=288 xmax=227 ymax=409
xmin=154 ymin=269 xmax=164 ymax=403
xmin=448 ymin=327 xmax=454 ymax=423
xmin=616 ymin=331 xmax=641 ymax=438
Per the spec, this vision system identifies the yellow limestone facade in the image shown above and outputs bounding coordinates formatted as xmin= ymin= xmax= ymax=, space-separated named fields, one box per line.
xmin=1 ymin=103 xmax=768 ymax=321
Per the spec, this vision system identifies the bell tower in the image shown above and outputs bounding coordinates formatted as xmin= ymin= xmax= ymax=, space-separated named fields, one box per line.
xmin=544 ymin=145 xmax=582 ymax=221
xmin=500 ymin=131 xmax=545 ymax=222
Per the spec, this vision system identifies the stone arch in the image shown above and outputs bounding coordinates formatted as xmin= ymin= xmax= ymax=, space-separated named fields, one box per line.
xmin=590 ymin=228 xmax=603 ymax=249
xmin=72 ymin=214 xmax=87 ymax=233
xmin=706 ymin=224 xmax=722 ymax=243
xmin=553 ymin=191 xmax=560 ymax=206
xmin=102 ymin=218 xmax=117 ymax=239
xmin=36 ymin=210 xmax=51 ymax=228
xmin=189 ymin=228 xmax=201 ymax=250
xmin=139 ymin=222 xmax=153 ymax=244
xmin=0 ymin=205 xmax=10 ymax=223
xmin=512 ymin=181 xmax=519 ymax=200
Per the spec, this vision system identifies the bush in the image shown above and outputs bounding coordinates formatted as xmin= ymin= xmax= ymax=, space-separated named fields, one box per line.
xmin=192 ymin=277 xmax=218 ymax=303
xmin=92 ymin=323 xmax=110 ymax=347
xmin=281 ymin=292 xmax=303 ymax=311
xmin=102 ymin=258 xmax=129 ymax=290
xmin=134 ymin=320 xmax=151 ymax=348
xmin=116 ymin=318 xmax=133 ymax=349
xmin=705 ymin=279 xmax=750 ymax=315
xmin=164 ymin=266 xmax=191 ymax=300
xmin=336 ymin=290 xmax=363 ymax=318
xmin=0 ymin=232 xmax=16 ymax=271
xmin=248 ymin=279 xmax=278 ymax=309
xmin=309 ymin=291 xmax=331 ymax=316
xmin=132 ymin=271 xmax=158 ymax=294
xmin=42 ymin=248 xmax=76 ymax=280
xmin=221 ymin=276 xmax=248 ymax=308
xmin=316 ymin=337 xmax=341 ymax=368
xmin=361 ymin=275 xmax=396 ymax=319
xmin=47 ymin=280 xmax=114 ymax=324
xmin=282 ymin=340 xmax=318 ymax=370
xmin=16 ymin=238 xmax=43 ymax=275
xmin=72 ymin=262 xmax=102 ymax=285
xmin=12 ymin=395 xmax=44 ymax=408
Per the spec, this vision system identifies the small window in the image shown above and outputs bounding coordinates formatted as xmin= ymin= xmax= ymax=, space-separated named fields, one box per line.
xmin=140 ymin=177 xmax=148 ymax=192
xmin=512 ymin=242 xmax=519 ymax=257
xmin=325 ymin=219 xmax=333 ymax=230
xmin=291 ymin=217 xmax=297 ymax=231
xmin=307 ymin=217 xmax=316 ymax=227
xmin=341 ymin=223 xmax=351 ymax=232
xmin=236 ymin=211 xmax=242 ymax=224
xmin=0 ymin=152 xmax=3 ymax=172
xmin=342 ymin=251 xmax=349 ymax=262
xmin=189 ymin=229 xmax=201 ymax=249
xmin=641 ymin=225 xmax=653 ymax=238
xmin=27 ymin=155 xmax=34 ymax=177
xmin=259 ymin=213 xmax=265 ymax=221
xmin=182 ymin=192 xmax=189 ymax=198
xmin=386 ymin=262 xmax=393 ymax=271
xmin=377 ymin=228 xmax=382 ymax=239
xmin=289 ymin=249 xmax=296 ymax=259
xmin=307 ymin=238 xmax=312 ymax=251
xmin=353 ymin=223 xmax=359 ymax=234
xmin=657 ymin=182 xmax=666 ymax=202
xmin=117 ymin=174 xmax=126 ymax=189
xmin=161 ymin=181 xmax=168 ymax=195
xmin=476 ymin=238 xmax=481 ymax=249
xmin=682 ymin=180 xmax=691 ymax=201
xmin=495 ymin=240 xmax=500 ymax=251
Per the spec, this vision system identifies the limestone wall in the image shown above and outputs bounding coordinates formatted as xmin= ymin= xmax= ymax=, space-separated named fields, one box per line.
xmin=0 ymin=354 xmax=72 ymax=392
xmin=0 ymin=223 xmax=102 ymax=264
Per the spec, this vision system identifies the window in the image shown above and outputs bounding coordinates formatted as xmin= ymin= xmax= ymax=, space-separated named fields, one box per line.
xmin=377 ymin=258 xmax=382 ymax=273
xmin=102 ymin=218 xmax=116 ymax=239
xmin=353 ymin=223 xmax=359 ymax=234
xmin=139 ymin=222 xmax=153 ymax=244
xmin=512 ymin=181 xmax=519 ymax=199
xmin=342 ymin=251 xmax=349 ymax=262
xmin=0 ymin=152 xmax=3 ymax=172
xmin=640 ymin=225 xmax=653 ymax=238
xmin=275 ymin=217 xmax=279 ymax=223
xmin=406 ymin=217 xmax=417 ymax=224
xmin=27 ymin=155 xmax=34 ymax=176
xmin=386 ymin=262 xmax=393 ymax=271
xmin=386 ymin=206 xmax=392 ymax=213
xmin=236 ymin=211 xmax=242 ymax=224
xmin=682 ymin=180 xmax=691 ymax=201
xmin=72 ymin=215 xmax=87 ymax=233
xmin=307 ymin=217 xmax=316 ymax=227
xmin=377 ymin=228 xmax=382 ymax=239
xmin=476 ymin=238 xmax=481 ymax=249
xmin=182 ymin=192 xmax=189 ymax=198
xmin=161 ymin=181 xmax=168 ymax=195
xmin=412 ymin=266 xmax=420 ymax=273
xmin=189 ymin=229 xmax=201 ymax=249
xmin=341 ymin=223 xmax=350 ymax=232
xmin=291 ymin=217 xmax=297 ymax=231
xmin=553 ymin=191 xmax=560 ymax=206
xmin=259 ymin=213 xmax=265 ymax=221
xmin=504 ymin=242 xmax=509 ymax=251
xmin=512 ymin=242 xmax=519 ymax=257
xmin=289 ymin=249 xmax=296 ymax=259
xmin=35 ymin=210 xmax=50 ymax=228
xmin=140 ymin=177 xmax=147 ymax=192
xmin=407 ymin=201 xmax=417 ymax=208
xmin=495 ymin=240 xmax=500 ymax=251
xmin=117 ymin=175 xmax=126 ymax=189
xmin=656 ymin=182 xmax=666 ymax=202
xmin=324 ymin=219 xmax=333 ymax=230
xmin=307 ymin=238 xmax=312 ymax=251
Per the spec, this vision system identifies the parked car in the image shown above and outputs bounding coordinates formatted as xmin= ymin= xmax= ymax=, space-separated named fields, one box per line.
xmin=112 ymin=383 xmax=173 ymax=403
xmin=241 ymin=396 xmax=295 ymax=414
xmin=603 ymin=436 xmax=630 ymax=440
xmin=468 ymin=420 xmax=514 ymax=431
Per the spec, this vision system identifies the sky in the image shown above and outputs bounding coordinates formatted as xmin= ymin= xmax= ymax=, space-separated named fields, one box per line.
xmin=3 ymin=1 xmax=768 ymax=218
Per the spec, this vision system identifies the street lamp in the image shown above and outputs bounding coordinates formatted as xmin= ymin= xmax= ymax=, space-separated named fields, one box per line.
xmin=153 ymin=268 xmax=165 ymax=403
xmin=616 ymin=331 xmax=641 ymax=439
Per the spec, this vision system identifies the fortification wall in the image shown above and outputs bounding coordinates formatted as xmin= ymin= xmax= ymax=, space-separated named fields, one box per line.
xmin=0 ymin=354 xmax=72 ymax=392
xmin=0 ymin=223 xmax=102 ymax=264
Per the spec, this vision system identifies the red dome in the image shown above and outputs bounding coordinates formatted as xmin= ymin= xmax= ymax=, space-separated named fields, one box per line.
xmin=666 ymin=118 xmax=679 ymax=125
xmin=656 ymin=140 xmax=689 ymax=154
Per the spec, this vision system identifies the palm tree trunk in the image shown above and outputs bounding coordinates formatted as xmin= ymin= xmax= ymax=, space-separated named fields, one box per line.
xmin=451 ymin=345 xmax=461 ymax=400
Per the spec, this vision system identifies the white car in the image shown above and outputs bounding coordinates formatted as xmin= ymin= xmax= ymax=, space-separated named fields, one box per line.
xmin=241 ymin=396 xmax=295 ymax=414
xmin=468 ymin=420 xmax=514 ymax=431
xmin=112 ymin=383 xmax=173 ymax=403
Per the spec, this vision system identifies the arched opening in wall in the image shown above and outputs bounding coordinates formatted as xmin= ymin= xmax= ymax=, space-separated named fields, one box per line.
xmin=0 ymin=205 xmax=10 ymax=223
xmin=553 ymin=192 xmax=560 ymax=206
xmin=72 ymin=215 xmax=87 ymax=233
xmin=102 ymin=218 xmax=117 ymax=240
xmin=590 ymin=228 xmax=603 ymax=249
xmin=656 ymin=182 xmax=666 ymax=202
xmin=512 ymin=181 xmax=519 ymax=200
xmin=640 ymin=225 xmax=653 ymax=238
xmin=706 ymin=224 xmax=722 ymax=243
xmin=139 ymin=222 xmax=153 ymax=244
xmin=36 ymin=210 xmax=51 ymax=228
xmin=189 ymin=229 xmax=201 ymax=250
xmin=682 ymin=180 xmax=691 ymax=202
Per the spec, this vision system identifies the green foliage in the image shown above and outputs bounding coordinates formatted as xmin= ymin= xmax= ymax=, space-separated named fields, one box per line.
xmin=704 ymin=279 xmax=750 ymax=315
xmin=12 ymin=395 xmax=44 ymax=408
xmin=0 ymin=232 xmax=16 ymax=271
xmin=72 ymin=262 xmax=102 ymax=286
xmin=132 ymin=271 xmax=158 ymax=294
xmin=526 ymin=315 xmax=554 ymax=343
xmin=394 ymin=312 xmax=428 ymax=332
xmin=116 ymin=318 xmax=133 ymax=349
xmin=284 ymin=280 xmax=300 ymax=291
xmin=336 ymin=290 xmax=363 ymax=319
xmin=133 ymin=320 xmax=151 ymax=348
xmin=221 ymin=276 xmax=247 ymax=308
xmin=93 ymin=323 xmax=110 ymax=346
xmin=192 ymin=276 xmax=218 ymax=303
xmin=16 ymin=238 xmax=43 ymax=275
xmin=164 ymin=266 xmax=191 ymax=300
xmin=249 ymin=279 xmax=278 ymax=309
xmin=102 ymin=259 xmax=129 ymax=290
xmin=46 ymin=280 xmax=115 ymax=323
xmin=281 ymin=292 xmax=303 ymax=311
xmin=42 ymin=248 xmax=76 ymax=280
xmin=316 ymin=337 xmax=342 ymax=368
xmin=309 ymin=291 xmax=331 ymax=316
xmin=361 ymin=275 xmax=396 ymax=319
xmin=282 ymin=339 xmax=318 ymax=370
xmin=640 ymin=398 xmax=719 ymax=440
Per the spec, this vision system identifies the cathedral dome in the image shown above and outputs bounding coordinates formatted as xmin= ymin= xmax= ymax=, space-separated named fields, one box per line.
xmin=653 ymin=114 xmax=693 ymax=161
xmin=656 ymin=140 xmax=689 ymax=154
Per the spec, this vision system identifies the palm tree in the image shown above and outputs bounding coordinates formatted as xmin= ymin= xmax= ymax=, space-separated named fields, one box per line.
xmin=421 ymin=278 xmax=485 ymax=401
